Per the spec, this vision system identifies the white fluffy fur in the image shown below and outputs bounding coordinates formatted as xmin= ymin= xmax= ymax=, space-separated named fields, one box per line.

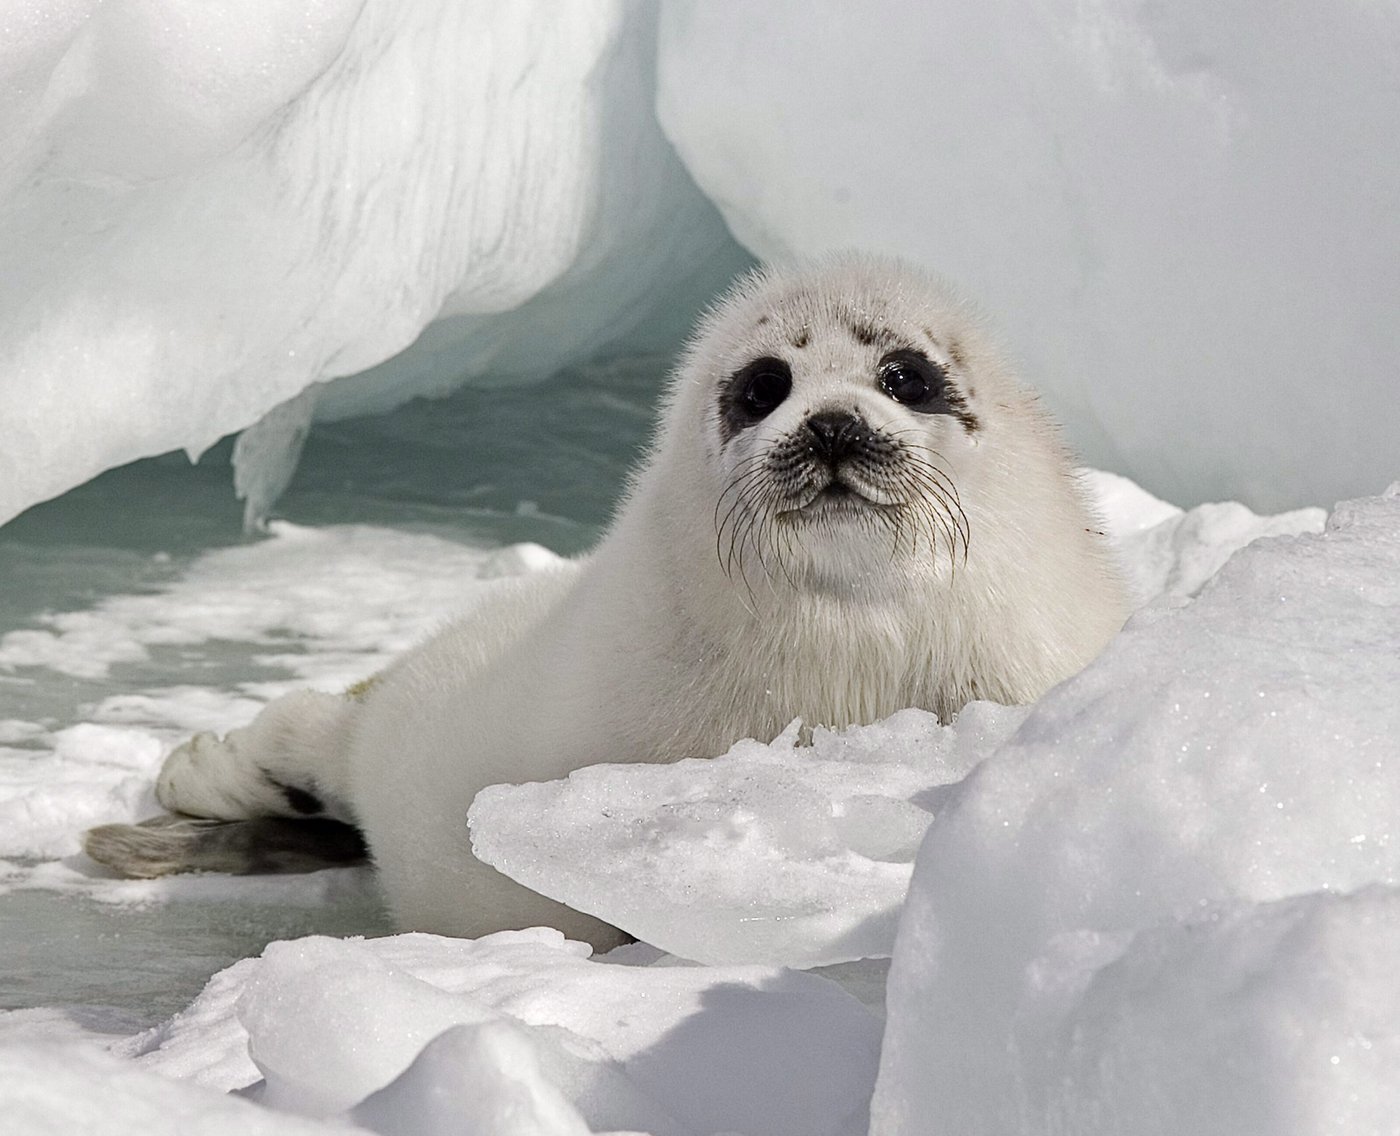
xmin=154 ymin=255 xmax=1128 ymax=948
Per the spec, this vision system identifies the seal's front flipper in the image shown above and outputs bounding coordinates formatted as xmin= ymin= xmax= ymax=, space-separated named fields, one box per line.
xmin=84 ymin=814 xmax=368 ymax=878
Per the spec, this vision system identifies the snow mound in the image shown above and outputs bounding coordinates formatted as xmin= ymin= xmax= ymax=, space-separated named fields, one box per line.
xmin=351 ymin=1022 xmax=595 ymax=1136
xmin=1083 ymin=469 xmax=1327 ymax=602
xmin=1029 ymin=888 xmax=1400 ymax=1136
xmin=658 ymin=1 xmax=1400 ymax=511
xmin=122 ymin=929 xmax=881 ymax=1136
xmin=870 ymin=484 xmax=1400 ymax=1134
xmin=0 ymin=0 xmax=744 ymax=526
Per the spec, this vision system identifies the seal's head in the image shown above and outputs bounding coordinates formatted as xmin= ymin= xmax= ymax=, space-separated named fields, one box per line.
xmin=665 ymin=254 xmax=1015 ymax=599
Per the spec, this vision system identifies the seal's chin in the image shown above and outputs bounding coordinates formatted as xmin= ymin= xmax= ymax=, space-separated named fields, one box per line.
xmin=781 ymin=476 xmax=895 ymax=521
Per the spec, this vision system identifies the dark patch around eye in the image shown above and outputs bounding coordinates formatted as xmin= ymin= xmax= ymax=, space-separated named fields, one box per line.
xmin=947 ymin=336 xmax=967 ymax=368
xmin=851 ymin=322 xmax=878 ymax=346
xmin=719 ymin=356 xmax=794 ymax=443
xmin=878 ymin=348 xmax=980 ymax=432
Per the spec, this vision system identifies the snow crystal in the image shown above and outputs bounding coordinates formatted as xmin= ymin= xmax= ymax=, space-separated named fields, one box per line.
xmin=658 ymin=1 xmax=1400 ymax=512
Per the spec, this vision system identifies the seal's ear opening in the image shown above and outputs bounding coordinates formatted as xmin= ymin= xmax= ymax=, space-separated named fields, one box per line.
xmin=84 ymin=814 xmax=367 ymax=878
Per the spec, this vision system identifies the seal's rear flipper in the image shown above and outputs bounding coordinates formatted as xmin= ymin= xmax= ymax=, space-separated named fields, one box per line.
xmin=84 ymin=814 xmax=368 ymax=878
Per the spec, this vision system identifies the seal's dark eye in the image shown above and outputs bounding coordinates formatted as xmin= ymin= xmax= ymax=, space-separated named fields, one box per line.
xmin=733 ymin=357 xmax=793 ymax=421
xmin=879 ymin=349 xmax=950 ymax=414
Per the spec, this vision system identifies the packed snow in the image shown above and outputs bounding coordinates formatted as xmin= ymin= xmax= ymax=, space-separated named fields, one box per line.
xmin=657 ymin=0 xmax=1400 ymax=511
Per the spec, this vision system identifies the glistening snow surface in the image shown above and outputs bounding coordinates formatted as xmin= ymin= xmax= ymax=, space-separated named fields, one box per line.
xmin=7 ymin=456 xmax=1385 ymax=1135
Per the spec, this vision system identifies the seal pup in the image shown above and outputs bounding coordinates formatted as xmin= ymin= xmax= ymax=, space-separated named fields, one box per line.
xmin=86 ymin=254 xmax=1128 ymax=949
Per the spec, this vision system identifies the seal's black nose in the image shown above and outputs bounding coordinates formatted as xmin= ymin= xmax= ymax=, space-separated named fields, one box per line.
xmin=804 ymin=411 xmax=870 ymax=462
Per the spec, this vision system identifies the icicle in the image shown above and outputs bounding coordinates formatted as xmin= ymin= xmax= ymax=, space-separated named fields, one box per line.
xmin=231 ymin=384 xmax=319 ymax=533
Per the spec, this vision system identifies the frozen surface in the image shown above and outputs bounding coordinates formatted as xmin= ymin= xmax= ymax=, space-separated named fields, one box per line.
xmin=870 ymin=484 xmax=1400 ymax=1135
xmin=0 ymin=0 xmax=747 ymax=525
xmin=658 ymin=1 xmax=1400 ymax=511
xmin=0 ymin=523 xmax=555 ymax=861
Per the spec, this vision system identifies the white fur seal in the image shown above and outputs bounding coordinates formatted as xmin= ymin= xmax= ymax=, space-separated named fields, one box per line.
xmin=86 ymin=254 xmax=1128 ymax=950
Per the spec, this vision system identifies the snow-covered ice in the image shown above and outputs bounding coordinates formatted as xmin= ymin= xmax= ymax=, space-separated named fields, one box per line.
xmin=471 ymin=705 xmax=1026 ymax=968
xmin=0 ymin=523 xmax=557 ymax=863
xmin=5 ymin=455 xmax=1375 ymax=1133
xmin=658 ymin=0 xmax=1400 ymax=511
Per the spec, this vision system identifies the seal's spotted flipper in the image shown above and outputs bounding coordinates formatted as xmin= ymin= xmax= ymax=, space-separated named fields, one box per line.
xmin=84 ymin=814 xmax=367 ymax=878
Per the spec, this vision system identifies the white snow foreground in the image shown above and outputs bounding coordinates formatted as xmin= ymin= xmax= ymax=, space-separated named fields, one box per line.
xmin=0 ymin=0 xmax=743 ymax=526
xmin=5 ymin=929 xmax=881 ymax=1136
xmin=657 ymin=1 xmax=1400 ymax=513
xmin=9 ymin=476 xmax=1400 ymax=1134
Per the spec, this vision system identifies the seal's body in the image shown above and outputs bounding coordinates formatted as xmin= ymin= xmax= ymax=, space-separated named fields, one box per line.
xmin=87 ymin=255 xmax=1128 ymax=948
